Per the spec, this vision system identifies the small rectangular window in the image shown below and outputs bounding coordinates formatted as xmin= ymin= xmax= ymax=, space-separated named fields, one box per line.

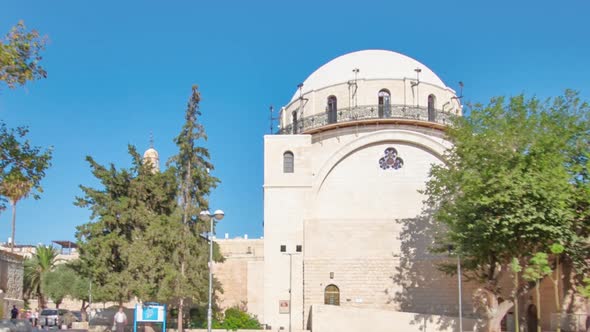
xmin=296 ymin=245 xmax=302 ymax=252
xmin=280 ymin=245 xmax=286 ymax=252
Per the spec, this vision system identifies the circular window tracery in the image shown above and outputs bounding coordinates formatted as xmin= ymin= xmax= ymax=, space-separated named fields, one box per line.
xmin=379 ymin=147 xmax=404 ymax=170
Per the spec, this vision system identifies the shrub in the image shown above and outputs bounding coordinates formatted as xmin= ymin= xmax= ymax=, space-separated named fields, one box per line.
xmin=212 ymin=307 xmax=261 ymax=331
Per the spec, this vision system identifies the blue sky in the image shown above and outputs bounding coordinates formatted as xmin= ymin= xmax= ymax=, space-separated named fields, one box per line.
xmin=0 ymin=0 xmax=589 ymax=245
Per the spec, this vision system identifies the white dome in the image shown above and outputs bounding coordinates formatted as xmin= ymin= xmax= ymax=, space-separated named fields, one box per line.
xmin=290 ymin=50 xmax=447 ymax=102
xmin=143 ymin=148 xmax=159 ymax=159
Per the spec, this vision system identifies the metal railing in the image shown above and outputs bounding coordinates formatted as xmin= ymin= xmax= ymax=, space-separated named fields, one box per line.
xmin=279 ymin=104 xmax=456 ymax=134
xmin=550 ymin=313 xmax=589 ymax=332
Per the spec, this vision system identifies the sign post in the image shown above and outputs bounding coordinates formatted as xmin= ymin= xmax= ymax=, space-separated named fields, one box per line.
xmin=134 ymin=303 xmax=167 ymax=332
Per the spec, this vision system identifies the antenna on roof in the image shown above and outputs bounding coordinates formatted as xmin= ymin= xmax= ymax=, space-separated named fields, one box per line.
xmin=348 ymin=68 xmax=360 ymax=108
xmin=452 ymin=82 xmax=465 ymax=101
xmin=269 ymin=105 xmax=280 ymax=134
xmin=149 ymin=131 xmax=154 ymax=148
xmin=411 ymin=68 xmax=422 ymax=107
xmin=411 ymin=68 xmax=421 ymax=87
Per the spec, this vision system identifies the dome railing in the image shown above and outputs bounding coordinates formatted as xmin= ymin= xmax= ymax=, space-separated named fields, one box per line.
xmin=279 ymin=104 xmax=456 ymax=134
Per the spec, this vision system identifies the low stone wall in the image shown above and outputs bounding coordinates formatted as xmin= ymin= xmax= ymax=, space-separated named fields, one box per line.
xmin=168 ymin=330 xmax=265 ymax=332
xmin=72 ymin=321 xmax=89 ymax=329
xmin=310 ymin=304 xmax=477 ymax=332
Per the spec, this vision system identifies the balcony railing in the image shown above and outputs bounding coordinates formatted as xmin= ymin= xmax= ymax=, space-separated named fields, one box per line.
xmin=279 ymin=104 xmax=456 ymax=134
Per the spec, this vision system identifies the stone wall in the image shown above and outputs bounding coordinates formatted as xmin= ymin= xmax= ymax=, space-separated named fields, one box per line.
xmin=214 ymin=239 xmax=264 ymax=320
xmin=0 ymin=250 xmax=24 ymax=318
xmin=310 ymin=304 xmax=477 ymax=332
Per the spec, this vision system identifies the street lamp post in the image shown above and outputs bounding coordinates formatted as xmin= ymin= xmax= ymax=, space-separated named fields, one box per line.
xmin=284 ymin=252 xmax=300 ymax=332
xmin=448 ymin=245 xmax=463 ymax=332
xmin=457 ymin=254 xmax=463 ymax=332
xmin=200 ymin=209 xmax=225 ymax=332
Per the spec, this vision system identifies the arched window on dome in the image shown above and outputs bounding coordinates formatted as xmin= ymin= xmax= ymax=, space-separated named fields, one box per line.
xmin=324 ymin=284 xmax=340 ymax=305
xmin=283 ymin=151 xmax=294 ymax=173
xmin=292 ymin=111 xmax=299 ymax=134
xmin=378 ymin=89 xmax=391 ymax=118
xmin=327 ymin=96 xmax=338 ymax=124
xmin=428 ymin=94 xmax=436 ymax=122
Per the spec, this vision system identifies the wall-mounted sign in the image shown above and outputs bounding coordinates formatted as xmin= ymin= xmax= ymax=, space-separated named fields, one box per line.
xmin=279 ymin=300 xmax=290 ymax=314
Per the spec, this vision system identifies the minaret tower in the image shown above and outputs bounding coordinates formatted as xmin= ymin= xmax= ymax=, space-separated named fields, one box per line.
xmin=142 ymin=132 xmax=160 ymax=173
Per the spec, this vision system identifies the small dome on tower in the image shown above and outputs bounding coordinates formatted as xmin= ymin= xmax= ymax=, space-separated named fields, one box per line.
xmin=143 ymin=147 xmax=160 ymax=173
xmin=143 ymin=148 xmax=159 ymax=159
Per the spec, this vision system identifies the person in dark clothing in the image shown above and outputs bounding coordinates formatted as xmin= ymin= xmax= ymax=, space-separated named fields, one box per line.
xmin=10 ymin=305 xmax=18 ymax=319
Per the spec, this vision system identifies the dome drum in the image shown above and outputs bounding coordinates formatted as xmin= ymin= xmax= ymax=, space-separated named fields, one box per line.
xmin=279 ymin=103 xmax=455 ymax=135
xmin=277 ymin=50 xmax=462 ymax=135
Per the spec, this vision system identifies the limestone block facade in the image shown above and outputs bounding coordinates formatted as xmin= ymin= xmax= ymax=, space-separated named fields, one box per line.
xmin=213 ymin=50 xmax=589 ymax=332
xmin=214 ymin=238 xmax=264 ymax=320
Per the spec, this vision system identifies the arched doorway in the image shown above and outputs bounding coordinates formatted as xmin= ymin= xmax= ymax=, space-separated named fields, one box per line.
xmin=527 ymin=304 xmax=538 ymax=332
xmin=324 ymin=284 xmax=340 ymax=306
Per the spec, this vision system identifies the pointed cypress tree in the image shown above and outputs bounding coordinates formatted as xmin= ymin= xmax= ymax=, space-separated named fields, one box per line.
xmin=166 ymin=85 xmax=219 ymax=332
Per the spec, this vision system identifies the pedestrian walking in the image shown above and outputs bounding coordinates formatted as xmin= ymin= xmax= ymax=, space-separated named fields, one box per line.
xmin=113 ymin=307 xmax=127 ymax=332
xmin=33 ymin=308 xmax=39 ymax=327
xmin=10 ymin=305 xmax=18 ymax=319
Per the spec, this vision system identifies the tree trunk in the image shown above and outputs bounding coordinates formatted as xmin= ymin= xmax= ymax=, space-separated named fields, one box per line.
xmin=177 ymin=297 xmax=184 ymax=332
xmin=38 ymin=293 xmax=46 ymax=309
xmin=10 ymin=201 xmax=16 ymax=252
xmin=80 ymin=300 xmax=88 ymax=322
xmin=177 ymin=258 xmax=186 ymax=332
xmin=473 ymin=288 xmax=514 ymax=332
xmin=513 ymin=272 xmax=519 ymax=332
xmin=514 ymin=295 xmax=519 ymax=332
xmin=554 ymin=257 xmax=561 ymax=332
xmin=536 ymin=283 xmax=542 ymax=332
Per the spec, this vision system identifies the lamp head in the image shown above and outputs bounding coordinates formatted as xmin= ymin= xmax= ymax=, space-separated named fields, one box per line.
xmin=447 ymin=244 xmax=454 ymax=254
xmin=213 ymin=209 xmax=225 ymax=221
xmin=199 ymin=210 xmax=211 ymax=221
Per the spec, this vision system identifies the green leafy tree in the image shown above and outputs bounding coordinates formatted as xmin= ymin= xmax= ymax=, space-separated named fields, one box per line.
xmin=66 ymin=259 xmax=108 ymax=321
xmin=0 ymin=21 xmax=47 ymax=89
xmin=523 ymin=252 xmax=552 ymax=332
xmin=75 ymin=146 xmax=178 ymax=304
xmin=43 ymin=264 xmax=77 ymax=308
xmin=23 ymin=245 xmax=58 ymax=308
xmin=0 ymin=123 xmax=52 ymax=250
xmin=0 ymin=22 xmax=51 ymax=249
xmin=424 ymin=92 xmax=589 ymax=331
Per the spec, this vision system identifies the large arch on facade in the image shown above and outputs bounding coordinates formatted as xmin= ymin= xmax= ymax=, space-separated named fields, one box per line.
xmin=312 ymin=129 xmax=451 ymax=196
